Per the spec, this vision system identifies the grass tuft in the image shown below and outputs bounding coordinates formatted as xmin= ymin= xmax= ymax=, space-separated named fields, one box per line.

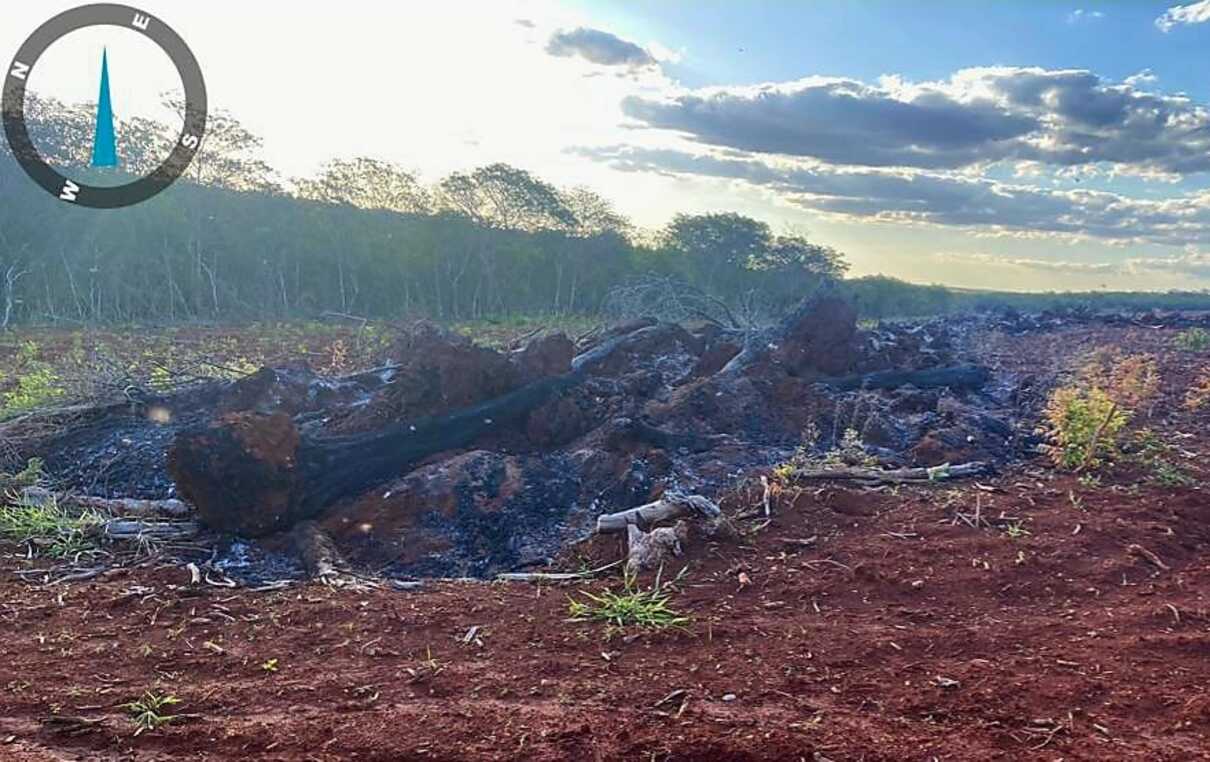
xmin=568 ymin=572 xmax=689 ymax=631
xmin=0 ymin=495 xmax=101 ymax=558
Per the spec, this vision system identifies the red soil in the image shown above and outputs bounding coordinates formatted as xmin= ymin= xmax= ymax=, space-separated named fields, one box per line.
xmin=0 ymin=324 xmax=1208 ymax=760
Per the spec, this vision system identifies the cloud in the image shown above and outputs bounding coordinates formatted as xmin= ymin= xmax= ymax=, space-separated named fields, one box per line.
xmin=546 ymin=27 xmax=656 ymax=68
xmin=936 ymin=252 xmax=1118 ymax=274
xmin=1125 ymin=251 xmax=1210 ymax=277
xmin=574 ymin=144 xmax=1210 ymax=247
xmin=1124 ymin=69 xmax=1158 ymax=87
xmin=620 ymin=67 xmax=1210 ymax=176
xmin=1067 ymin=9 xmax=1105 ymax=24
xmin=1156 ymin=0 xmax=1210 ymax=31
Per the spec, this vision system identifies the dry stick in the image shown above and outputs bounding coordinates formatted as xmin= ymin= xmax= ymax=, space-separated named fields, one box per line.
xmin=1078 ymin=401 xmax=1119 ymax=472
xmin=98 ymin=519 xmax=199 ymax=541
xmin=495 ymin=559 xmax=623 ymax=583
xmin=759 ymin=475 xmax=773 ymax=518
xmin=1126 ymin=543 xmax=1171 ymax=571
xmin=788 ymin=461 xmax=988 ymax=485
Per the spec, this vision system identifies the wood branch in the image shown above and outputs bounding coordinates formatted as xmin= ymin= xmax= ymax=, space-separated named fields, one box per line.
xmin=67 ymin=494 xmax=192 ymax=519
xmin=96 ymin=519 xmax=199 ymax=541
xmin=596 ymin=492 xmax=722 ymax=534
xmin=495 ymin=560 xmax=623 ymax=583
xmin=820 ymin=364 xmax=990 ymax=392
xmin=786 ymin=461 xmax=989 ymax=484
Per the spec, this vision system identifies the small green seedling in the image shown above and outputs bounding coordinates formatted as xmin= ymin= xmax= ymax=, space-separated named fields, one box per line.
xmin=1003 ymin=520 xmax=1031 ymax=540
xmin=123 ymin=691 xmax=181 ymax=735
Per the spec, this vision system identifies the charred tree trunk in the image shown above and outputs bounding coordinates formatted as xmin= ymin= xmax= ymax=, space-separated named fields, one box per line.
xmin=168 ymin=326 xmax=657 ymax=537
xmin=820 ymin=364 xmax=990 ymax=392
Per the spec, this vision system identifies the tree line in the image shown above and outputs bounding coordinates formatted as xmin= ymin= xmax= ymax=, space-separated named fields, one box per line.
xmin=1 ymin=96 xmax=1207 ymax=327
xmin=0 ymin=96 xmax=848 ymax=326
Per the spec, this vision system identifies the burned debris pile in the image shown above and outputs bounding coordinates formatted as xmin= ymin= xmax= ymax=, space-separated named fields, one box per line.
xmin=14 ymin=291 xmax=1038 ymax=578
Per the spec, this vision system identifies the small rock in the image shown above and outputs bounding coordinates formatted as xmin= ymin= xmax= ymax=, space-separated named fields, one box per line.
xmin=722 ymin=693 xmax=737 ymax=702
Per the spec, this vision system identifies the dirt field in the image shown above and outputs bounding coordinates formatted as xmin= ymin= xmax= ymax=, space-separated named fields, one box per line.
xmin=1 ymin=322 xmax=1208 ymax=760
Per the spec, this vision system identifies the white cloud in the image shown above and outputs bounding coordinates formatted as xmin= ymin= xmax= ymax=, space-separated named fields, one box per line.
xmin=1156 ymin=0 xmax=1210 ymax=31
xmin=1125 ymin=251 xmax=1210 ymax=277
xmin=936 ymin=252 xmax=1118 ymax=273
xmin=1124 ymin=69 xmax=1158 ymax=87
xmin=1067 ymin=9 xmax=1105 ymax=24
xmin=575 ymin=144 xmax=1210 ymax=248
xmin=619 ymin=66 xmax=1210 ymax=177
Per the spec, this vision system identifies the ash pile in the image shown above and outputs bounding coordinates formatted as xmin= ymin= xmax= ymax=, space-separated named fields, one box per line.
xmin=19 ymin=290 xmax=1036 ymax=579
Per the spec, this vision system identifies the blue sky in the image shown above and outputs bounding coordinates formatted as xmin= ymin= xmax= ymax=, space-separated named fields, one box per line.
xmin=575 ymin=2 xmax=1202 ymax=90
xmin=7 ymin=0 xmax=1210 ymax=291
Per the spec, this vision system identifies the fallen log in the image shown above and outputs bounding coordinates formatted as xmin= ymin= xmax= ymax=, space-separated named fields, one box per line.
xmin=820 ymin=365 xmax=990 ymax=392
xmin=596 ymin=492 xmax=723 ymax=533
xmin=597 ymin=492 xmax=738 ymax=574
xmin=786 ymin=461 xmax=989 ymax=484
xmin=169 ymin=324 xmax=658 ymax=537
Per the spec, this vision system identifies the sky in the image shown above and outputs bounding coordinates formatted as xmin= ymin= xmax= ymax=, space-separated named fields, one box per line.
xmin=6 ymin=0 xmax=1210 ymax=291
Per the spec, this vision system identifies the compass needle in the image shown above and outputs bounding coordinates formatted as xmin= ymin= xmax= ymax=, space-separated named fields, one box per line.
xmin=90 ymin=48 xmax=118 ymax=168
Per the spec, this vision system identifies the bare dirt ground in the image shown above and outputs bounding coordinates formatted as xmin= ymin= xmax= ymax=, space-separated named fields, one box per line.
xmin=1 ymin=323 xmax=1208 ymax=761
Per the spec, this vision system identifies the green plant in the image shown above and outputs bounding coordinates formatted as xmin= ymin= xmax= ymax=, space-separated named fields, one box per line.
xmin=774 ymin=424 xmax=876 ymax=480
xmin=0 ymin=457 xmax=45 ymax=493
xmin=1002 ymin=520 xmax=1031 ymax=539
xmin=1173 ymin=327 xmax=1210 ymax=352
xmin=1077 ymin=473 xmax=1101 ymax=489
xmin=0 ymin=342 xmax=63 ymax=418
xmin=0 ymin=495 xmax=101 ymax=558
xmin=1043 ymin=349 xmax=1159 ymax=471
xmin=260 ymin=658 xmax=279 ymax=673
xmin=567 ymin=572 xmax=689 ymax=631
xmin=1132 ymin=429 xmax=1196 ymax=487
xmin=123 ymin=691 xmax=181 ymax=735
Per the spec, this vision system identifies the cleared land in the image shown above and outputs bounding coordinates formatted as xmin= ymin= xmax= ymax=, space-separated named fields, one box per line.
xmin=0 ymin=317 xmax=1207 ymax=760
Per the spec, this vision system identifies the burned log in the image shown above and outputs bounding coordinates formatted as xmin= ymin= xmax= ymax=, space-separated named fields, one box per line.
xmin=168 ymin=325 xmax=659 ymax=537
xmin=820 ymin=364 xmax=990 ymax=392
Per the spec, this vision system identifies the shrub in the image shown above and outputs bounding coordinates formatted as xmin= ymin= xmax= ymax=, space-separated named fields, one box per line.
xmin=1173 ymin=327 xmax=1210 ymax=352
xmin=1043 ymin=349 xmax=1159 ymax=471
